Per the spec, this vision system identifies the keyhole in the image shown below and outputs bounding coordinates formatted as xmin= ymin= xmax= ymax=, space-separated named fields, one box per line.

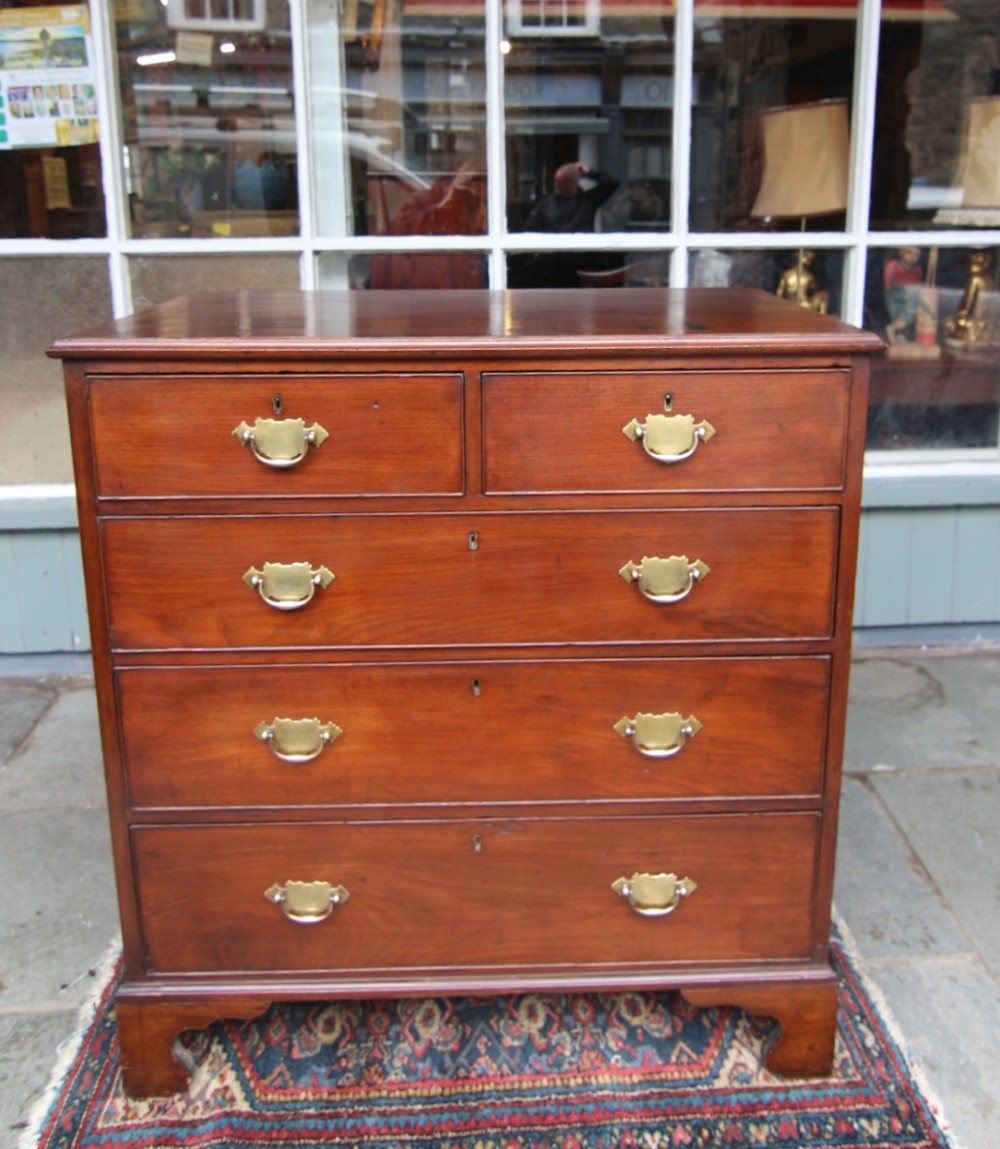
xmin=272 ymin=394 xmax=283 ymax=416
xmin=472 ymin=834 xmax=484 ymax=853
xmin=470 ymin=678 xmax=482 ymax=697
xmin=468 ymin=531 xmax=479 ymax=551
xmin=663 ymin=392 xmax=673 ymax=412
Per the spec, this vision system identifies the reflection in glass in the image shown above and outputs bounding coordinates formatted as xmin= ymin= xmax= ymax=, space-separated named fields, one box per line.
xmin=0 ymin=5 xmax=105 ymax=238
xmin=318 ymin=252 xmax=489 ymax=290
xmin=691 ymin=9 xmax=854 ymax=232
xmin=864 ymin=245 xmax=1000 ymax=451
xmin=0 ymin=257 xmax=111 ymax=484
xmin=503 ymin=0 xmax=674 ymax=266
xmin=508 ymin=250 xmax=668 ymax=289
xmin=129 ymin=254 xmax=299 ymax=310
xmin=116 ymin=0 xmax=295 ymax=238
xmin=308 ymin=0 xmax=487 ymax=274
xmin=871 ymin=10 xmax=1000 ymax=230
xmin=687 ymin=247 xmax=845 ymax=317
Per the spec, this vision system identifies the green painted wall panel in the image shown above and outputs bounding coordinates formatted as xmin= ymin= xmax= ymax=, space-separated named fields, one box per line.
xmin=0 ymin=529 xmax=90 ymax=654
xmin=856 ymin=506 xmax=1000 ymax=628
xmin=952 ymin=506 xmax=1000 ymax=622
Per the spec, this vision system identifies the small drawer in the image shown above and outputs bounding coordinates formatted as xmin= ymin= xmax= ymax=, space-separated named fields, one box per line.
xmin=483 ymin=370 xmax=850 ymax=494
xmin=118 ymin=656 xmax=830 ymax=810
xmin=132 ymin=813 xmax=820 ymax=975
xmin=87 ymin=373 xmax=465 ymax=498
xmin=101 ymin=507 xmax=838 ymax=650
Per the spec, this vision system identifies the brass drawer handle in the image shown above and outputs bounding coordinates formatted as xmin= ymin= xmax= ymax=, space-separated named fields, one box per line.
xmin=253 ymin=717 xmax=342 ymax=764
xmin=233 ymin=417 xmax=329 ymax=468
xmin=622 ymin=413 xmax=715 ymax=463
xmin=264 ymin=880 xmax=349 ymax=924
xmin=242 ymin=562 xmax=335 ymax=610
xmin=611 ymin=872 xmax=698 ymax=918
xmin=619 ymin=555 xmax=710 ymax=604
xmin=614 ymin=712 xmax=702 ymax=758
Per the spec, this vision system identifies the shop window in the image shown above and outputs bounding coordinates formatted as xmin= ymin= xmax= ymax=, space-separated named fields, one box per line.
xmin=0 ymin=4 xmax=105 ymax=238
xmin=116 ymin=0 xmax=296 ymax=238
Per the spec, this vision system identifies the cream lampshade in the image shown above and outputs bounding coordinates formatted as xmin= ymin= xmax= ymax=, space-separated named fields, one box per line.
xmin=751 ymin=98 xmax=850 ymax=312
xmin=751 ymin=98 xmax=850 ymax=221
xmin=935 ymin=96 xmax=1000 ymax=225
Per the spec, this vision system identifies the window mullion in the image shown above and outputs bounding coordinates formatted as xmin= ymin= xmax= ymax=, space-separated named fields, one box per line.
xmin=486 ymin=0 xmax=509 ymax=288
xmin=89 ymin=0 xmax=132 ymax=316
xmin=669 ymin=0 xmax=695 ymax=288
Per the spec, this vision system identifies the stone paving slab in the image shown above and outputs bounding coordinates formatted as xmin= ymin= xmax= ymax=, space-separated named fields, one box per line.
xmin=835 ymin=776 xmax=969 ymax=961
xmin=0 ymin=685 xmax=56 ymax=767
xmin=0 ymin=688 xmax=104 ymax=811
xmin=0 ymin=1011 xmax=82 ymax=1149
xmin=871 ymin=767 xmax=1000 ymax=984
xmin=0 ymin=807 xmax=117 ymax=1011
xmin=845 ymin=655 xmax=1000 ymax=771
xmin=860 ymin=955 xmax=1000 ymax=1149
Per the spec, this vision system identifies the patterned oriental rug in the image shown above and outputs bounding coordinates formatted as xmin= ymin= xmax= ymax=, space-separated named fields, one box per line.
xmin=23 ymin=930 xmax=954 ymax=1149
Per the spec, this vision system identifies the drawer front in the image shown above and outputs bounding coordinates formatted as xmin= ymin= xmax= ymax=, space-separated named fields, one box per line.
xmin=133 ymin=814 xmax=819 ymax=974
xmin=87 ymin=374 xmax=465 ymax=498
xmin=483 ymin=370 xmax=850 ymax=494
xmin=118 ymin=657 xmax=829 ymax=809
xmin=102 ymin=508 xmax=838 ymax=650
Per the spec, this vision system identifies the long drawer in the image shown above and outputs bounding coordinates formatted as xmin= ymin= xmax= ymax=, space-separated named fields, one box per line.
xmin=483 ymin=369 xmax=850 ymax=493
xmin=118 ymin=657 xmax=830 ymax=809
xmin=132 ymin=814 xmax=820 ymax=974
xmin=86 ymin=373 xmax=465 ymax=498
xmin=101 ymin=508 xmax=838 ymax=650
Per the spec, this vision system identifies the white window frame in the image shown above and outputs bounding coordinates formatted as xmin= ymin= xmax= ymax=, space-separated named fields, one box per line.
xmin=2 ymin=0 xmax=998 ymax=480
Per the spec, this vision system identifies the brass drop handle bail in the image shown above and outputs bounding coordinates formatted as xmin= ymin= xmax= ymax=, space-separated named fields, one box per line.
xmin=622 ymin=413 xmax=715 ymax=464
xmin=612 ymin=872 xmax=698 ymax=918
xmin=264 ymin=880 xmax=349 ymax=924
xmin=233 ymin=417 xmax=329 ymax=468
xmin=614 ymin=712 xmax=702 ymax=759
xmin=254 ymin=717 xmax=342 ymax=764
xmin=243 ymin=562 xmax=335 ymax=611
xmin=619 ymin=555 xmax=710 ymax=604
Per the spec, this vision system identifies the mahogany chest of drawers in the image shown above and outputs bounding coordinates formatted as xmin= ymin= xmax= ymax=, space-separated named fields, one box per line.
xmin=53 ymin=288 xmax=882 ymax=1097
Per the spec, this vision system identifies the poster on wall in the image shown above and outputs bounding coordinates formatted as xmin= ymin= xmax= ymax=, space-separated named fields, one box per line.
xmin=0 ymin=5 xmax=98 ymax=150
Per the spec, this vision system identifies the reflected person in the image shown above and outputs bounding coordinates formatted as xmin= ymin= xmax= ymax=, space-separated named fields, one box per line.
xmin=524 ymin=162 xmax=619 ymax=233
xmin=520 ymin=162 xmax=619 ymax=287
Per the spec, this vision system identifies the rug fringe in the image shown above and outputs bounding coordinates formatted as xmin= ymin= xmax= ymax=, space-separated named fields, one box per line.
xmin=17 ymin=936 xmax=123 ymax=1149
xmin=832 ymin=909 xmax=961 ymax=1149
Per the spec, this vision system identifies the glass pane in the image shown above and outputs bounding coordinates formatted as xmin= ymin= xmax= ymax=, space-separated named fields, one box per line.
xmin=871 ymin=6 xmax=1000 ymax=229
xmin=864 ymin=245 xmax=1000 ymax=451
xmin=507 ymin=249 xmax=668 ymax=288
xmin=307 ymin=0 xmax=487 ymax=265
xmin=687 ymin=247 xmax=846 ymax=317
xmin=318 ymin=251 xmax=490 ymax=290
xmin=0 ymin=257 xmax=111 ymax=484
xmin=129 ymin=253 xmax=299 ymax=309
xmin=504 ymin=0 xmax=673 ymax=250
xmin=0 ymin=5 xmax=105 ymax=238
xmin=691 ymin=7 xmax=855 ymax=233
xmin=116 ymin=0 xmax=295 ymax=238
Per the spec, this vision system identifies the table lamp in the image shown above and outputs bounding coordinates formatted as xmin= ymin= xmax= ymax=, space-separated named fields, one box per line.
xmin=751 ymin=98 xmax=850 ymax=312
xmin=934 ymin=96 xmax=1000 ymax=346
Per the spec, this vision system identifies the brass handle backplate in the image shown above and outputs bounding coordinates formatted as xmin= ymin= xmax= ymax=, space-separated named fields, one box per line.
xmin=611 ymin=872 xmax=698 ymax=917
xmin=622 ymin=413 xmax=715 ymax=463
xmin=264 ymin=880 xmax=349 ymax=924
xmin=243 ymin=562 xmax=335 ymax=610
xmin=614 ymin=712 xmax=702 ymax=758
xmin=254 ymin=717 xmax=342 ymax=763
xmin=619 ymin=555 xmax=710 ymax=604
xmin=233 ymin=417 xmax=329 ymax=468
